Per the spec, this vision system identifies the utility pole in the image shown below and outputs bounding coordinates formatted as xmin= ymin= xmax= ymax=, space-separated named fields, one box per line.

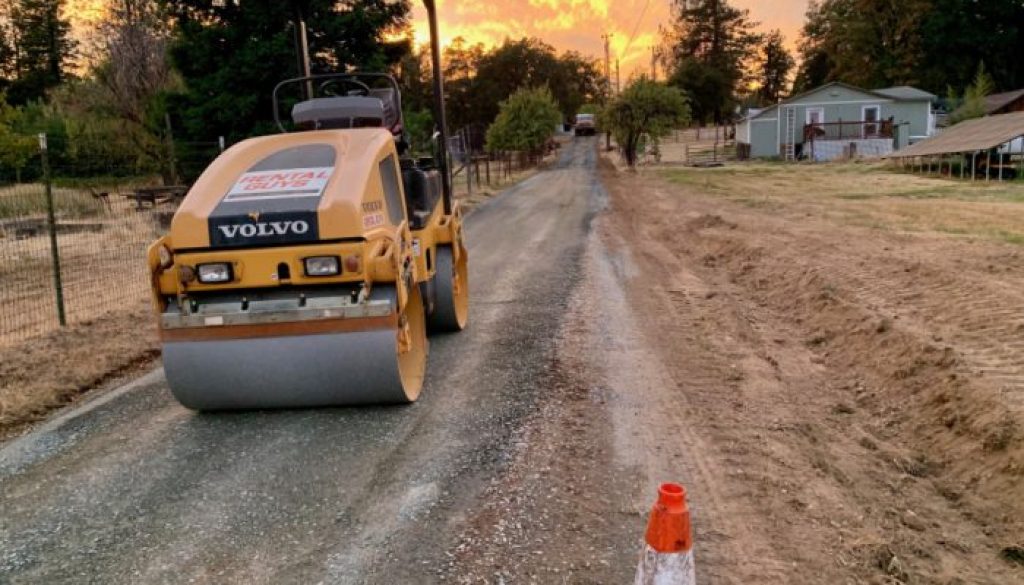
xmin=615 ymin=58 xmax=621 ymax=94
xmin=651 ymin=46 xmax=657 ymax=81
xmin=601 ymin=33 xmax=612 ymax=100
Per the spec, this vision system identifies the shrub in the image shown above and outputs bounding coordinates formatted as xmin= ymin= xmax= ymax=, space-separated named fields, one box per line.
xmin=485 ymin=87 xmax=562 ymax=154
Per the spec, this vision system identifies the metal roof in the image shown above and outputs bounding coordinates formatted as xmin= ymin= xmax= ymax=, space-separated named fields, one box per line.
xmin=892 ymin=111 xmax=1024 ymax=157
xmin=874 ymin=86 xmax=937 ymax=101
xmin=746 ymin=82 xmax=934 ymax=121
xmin=984 ymin=89 xmax=1024 ymax=114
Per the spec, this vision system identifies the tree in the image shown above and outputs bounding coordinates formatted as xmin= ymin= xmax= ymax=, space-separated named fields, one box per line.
xmin=392 ymin=37 xmax=602 ymax=148
xmin=162 ymin=0 xmax=411 ymax=141
xmin=0 ymin=94 xmax=37 ymax=181
xmin=442 ymin=36 xmax=486 ymax=131
xmin=91 ymin=1 xmax=178 ymax=167
xmin=603 ymin=78 xmax=689 ymax=167
xmin=2 ymin=0 xmax=75 ymax=104
xmin=793 ymin=0 xmax=1024 ymax=95
xmin=793 ymin=0 xmax=928 ymax=91
xmin=948 ymin=62 xmax=996 ymax=124
xmin=471 ymin=39 xmax=558 ymax=129
xmin=548 ymin=50 xmax=603 ymax=123
xmin=756 ymin=30 xmax=794 ymax=104
xmin=395 ymin=41 xmax=431 ymax=113
xmin=485 ymin=86 xmax=561 ymax=155
xmin=664 ymin=0 xmax=761 ymax=124
xmin=915 ymin=0 xmax=1024 ymax=94
xmin=464 ymin=38 xmax=603 ymax=130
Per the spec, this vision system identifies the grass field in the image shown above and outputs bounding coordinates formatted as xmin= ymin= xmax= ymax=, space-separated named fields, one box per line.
xmin=663 ymin=162 xmax=1024 ymax=245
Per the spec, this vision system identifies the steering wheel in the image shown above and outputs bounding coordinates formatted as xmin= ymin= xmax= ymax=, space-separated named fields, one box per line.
xmin=319 ymin=77 xmax=372 ymax=98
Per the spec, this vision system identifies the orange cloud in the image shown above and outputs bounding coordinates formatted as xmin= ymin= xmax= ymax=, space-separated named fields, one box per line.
xmin=411 ymin=0 xmax=809 ymax=78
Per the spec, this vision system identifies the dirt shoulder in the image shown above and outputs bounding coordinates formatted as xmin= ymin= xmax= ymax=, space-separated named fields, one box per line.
xmin=0 ymin=300 xmax=159 ymax=439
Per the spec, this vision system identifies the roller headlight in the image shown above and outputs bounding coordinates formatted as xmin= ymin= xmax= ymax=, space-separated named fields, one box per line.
xmin=304 ymin=256 xmax=341 ymax=277
xmin=197 ymin=263 xmax=233 ymax=284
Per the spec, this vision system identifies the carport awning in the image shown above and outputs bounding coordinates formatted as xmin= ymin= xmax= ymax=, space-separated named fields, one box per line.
xmin=892 ymin=111 xmax=1024 ymax=157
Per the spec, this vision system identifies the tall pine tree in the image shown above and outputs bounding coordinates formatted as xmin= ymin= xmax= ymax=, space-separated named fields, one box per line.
xmin=2 ymin=0 xmax=75 ymax=104
xmin=794 ymin=0 xmax=1024 ymax=95
xmin=664 ymin=0 xmax=761 ymax=124
xmin=756 ymin=30 xmax=794 ymax=104
xmin=162 ymin=0 xmax=411 ymax=141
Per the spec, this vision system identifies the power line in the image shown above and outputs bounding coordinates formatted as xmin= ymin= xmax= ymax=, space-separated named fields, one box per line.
xmin=622 ymin=0 xmax=653 ymax=61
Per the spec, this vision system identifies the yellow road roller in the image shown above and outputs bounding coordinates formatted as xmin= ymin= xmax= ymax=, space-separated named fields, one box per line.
xmin=146 ymin=3 xmax=467 ymax=410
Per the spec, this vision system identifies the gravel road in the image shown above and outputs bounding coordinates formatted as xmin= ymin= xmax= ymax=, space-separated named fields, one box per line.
xmin=1 ymin=139 xmax=618 ymax=584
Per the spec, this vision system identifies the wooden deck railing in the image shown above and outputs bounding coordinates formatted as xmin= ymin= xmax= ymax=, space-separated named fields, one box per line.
xmin=804 ymin=119 xmax=894 ymax=141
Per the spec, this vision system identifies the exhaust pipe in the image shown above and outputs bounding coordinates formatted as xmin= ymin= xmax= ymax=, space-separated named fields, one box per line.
xmin=423 ymin=0 xmax=453 ymax=214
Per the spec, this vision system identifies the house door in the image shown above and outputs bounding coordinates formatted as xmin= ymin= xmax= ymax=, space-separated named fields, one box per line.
xmin=805 ymin=107 xmax=825 ymax=142
xmin=863 ymin=106 xmax=881 ymax=137
xmin=806 ymin=107 xmax=825 ymax=126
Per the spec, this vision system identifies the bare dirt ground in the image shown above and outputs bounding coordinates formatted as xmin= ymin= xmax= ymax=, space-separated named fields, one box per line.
xmin=448 ymin=159 xmax=1024 ymax=583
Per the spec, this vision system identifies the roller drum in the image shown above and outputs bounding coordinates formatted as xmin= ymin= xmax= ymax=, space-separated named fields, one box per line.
xmin=163 ymin=286 xmax=428 ymax=410
xmin=427 ymin=245 xmax=469 ymax=332
xmin=165 ymin=331 xmax=405 ymax=410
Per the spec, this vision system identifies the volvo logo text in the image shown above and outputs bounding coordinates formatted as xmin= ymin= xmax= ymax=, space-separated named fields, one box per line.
xmin=217 ymin=220 xmax=310 ymax=239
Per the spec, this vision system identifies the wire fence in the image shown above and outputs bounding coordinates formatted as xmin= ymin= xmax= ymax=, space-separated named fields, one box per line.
xmin=449 ymin=125 xmax=555 ymax=199
xmin=0 ymin=135 xmax=222 ymax=347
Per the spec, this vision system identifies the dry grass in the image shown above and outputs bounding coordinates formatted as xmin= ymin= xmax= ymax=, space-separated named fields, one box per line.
xmin=662 ymin=162 xmax=1024 ymax=244
xmin=0 ymin=300 xmax=159 ymax=437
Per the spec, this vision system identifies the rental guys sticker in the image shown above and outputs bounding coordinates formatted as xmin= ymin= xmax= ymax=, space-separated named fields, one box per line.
xmin=225 ymin=167 xmax=334 ymax=202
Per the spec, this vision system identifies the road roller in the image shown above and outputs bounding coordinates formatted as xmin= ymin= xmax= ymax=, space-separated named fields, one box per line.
xmin=145 ymin=2 xmax=467 ymax=410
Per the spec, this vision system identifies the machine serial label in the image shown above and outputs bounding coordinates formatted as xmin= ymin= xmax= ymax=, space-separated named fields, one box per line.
xmin=363 ymin=213 xmax=385 ymax=229
xmin=225 ymin=167 xmax=334 ymax=202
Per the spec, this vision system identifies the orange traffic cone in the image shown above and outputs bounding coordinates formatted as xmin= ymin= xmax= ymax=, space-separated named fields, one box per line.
xmin=635 ymin=483 xmax=695 ymax=585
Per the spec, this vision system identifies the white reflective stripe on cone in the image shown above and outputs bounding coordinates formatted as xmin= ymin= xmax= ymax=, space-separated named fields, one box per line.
xmin=635 ymin=545 xmax=695 ymax=585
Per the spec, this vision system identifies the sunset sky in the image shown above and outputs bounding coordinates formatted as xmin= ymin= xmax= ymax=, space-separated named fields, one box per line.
xmin=66 ymin=1 xmax=811 ymax=78
xmin=409 ymin=0 xmax=811 ymax=78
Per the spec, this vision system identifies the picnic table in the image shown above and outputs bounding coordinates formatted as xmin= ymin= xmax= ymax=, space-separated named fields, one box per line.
xmin=124 ymin=185 xmax=189 ymax=209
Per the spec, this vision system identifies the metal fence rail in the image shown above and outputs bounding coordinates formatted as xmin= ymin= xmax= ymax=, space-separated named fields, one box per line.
xmin=0 ymin=135 xmax=221 ymax=347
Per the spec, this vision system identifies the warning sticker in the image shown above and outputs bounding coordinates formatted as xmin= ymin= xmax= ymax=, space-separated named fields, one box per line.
xmin=225 ymin=167 xmax=334 ymax=202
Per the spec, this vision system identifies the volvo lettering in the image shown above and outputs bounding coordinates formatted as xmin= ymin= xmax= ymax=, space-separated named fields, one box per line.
xmin=217 ymin=220 xmax=311 ymax=239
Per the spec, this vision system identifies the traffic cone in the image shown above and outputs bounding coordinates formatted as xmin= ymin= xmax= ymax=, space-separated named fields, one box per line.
xmin=635 ymin=483 xmax=695 ymax=585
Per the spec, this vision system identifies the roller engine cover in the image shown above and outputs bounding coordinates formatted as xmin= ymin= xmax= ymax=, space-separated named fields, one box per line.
xmin=207 ymin=143 xmax=336 ymax=248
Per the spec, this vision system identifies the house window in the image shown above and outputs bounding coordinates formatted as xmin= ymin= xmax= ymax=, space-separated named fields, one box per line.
xmin=863 ymin=106 xmax=881 ymax=137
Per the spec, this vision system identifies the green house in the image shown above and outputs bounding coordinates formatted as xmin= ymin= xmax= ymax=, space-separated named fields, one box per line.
xmin=737 ymin=82 xmax=937 ymax=161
